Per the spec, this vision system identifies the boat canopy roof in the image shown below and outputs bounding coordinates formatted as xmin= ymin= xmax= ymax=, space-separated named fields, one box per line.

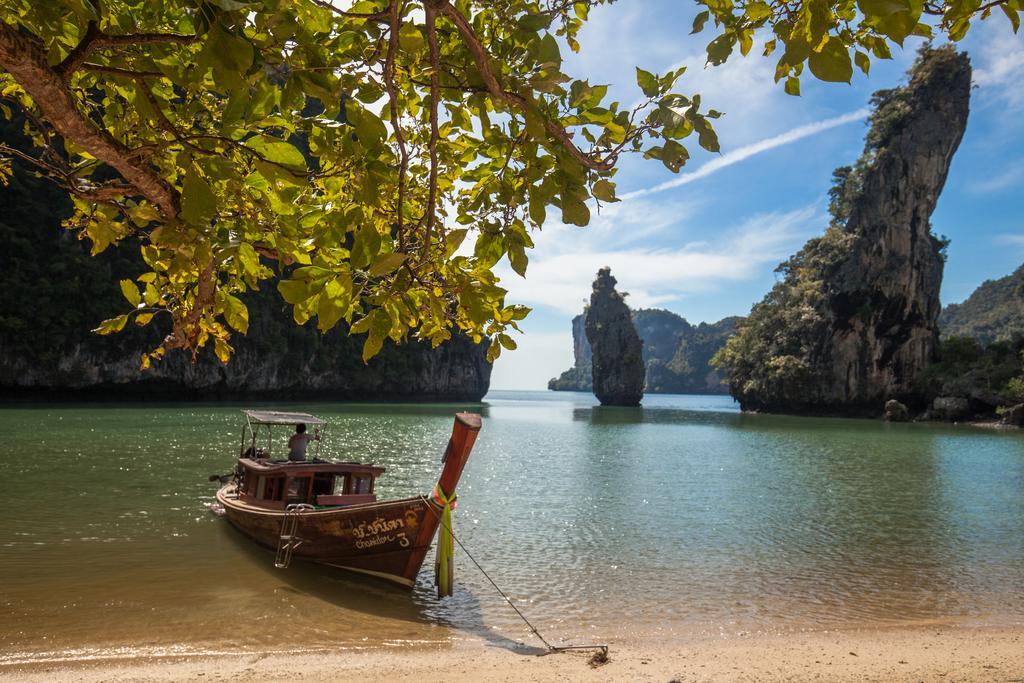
xmin=243 ymin=409 xmax=324 ymax=426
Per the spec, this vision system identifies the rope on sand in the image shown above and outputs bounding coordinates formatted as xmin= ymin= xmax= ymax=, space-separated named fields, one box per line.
xmin=421 ymin=496 xmax=609 ymax=659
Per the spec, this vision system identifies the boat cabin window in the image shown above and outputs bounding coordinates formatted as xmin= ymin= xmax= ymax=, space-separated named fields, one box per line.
xmin=256 ymin=476 xmax=285 ymax=502
xmin=352 ymin=474 xmax=373 ymax=495
xmin=287 ymin=477 xmax=311 ymax=505
xmin=312 ymin=474 xmax=335 ymax=498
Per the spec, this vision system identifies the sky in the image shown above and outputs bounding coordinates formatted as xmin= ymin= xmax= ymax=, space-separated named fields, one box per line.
xmin=488 ymin=1 xmax=1024 ymax=391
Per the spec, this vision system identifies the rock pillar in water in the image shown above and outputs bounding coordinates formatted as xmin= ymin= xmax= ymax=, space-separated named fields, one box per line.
xmin=584 ymin=268 xmax=645 ymax=406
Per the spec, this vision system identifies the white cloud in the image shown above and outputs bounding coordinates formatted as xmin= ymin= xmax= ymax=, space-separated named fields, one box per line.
xmin=488 ymin=332 xmax=574 ymax=391
xmin=994 ymin=233 xmax=1024 ymax=249
xmin=498 ymin=204 xmax=821 ymax=315
xmin=970 ymin=20 xmax=1024 ymax=112
xmin=970 ymin=160 xmax=1024 ymax=194
xmin=622 ymin=109 xmax=869 ymax=200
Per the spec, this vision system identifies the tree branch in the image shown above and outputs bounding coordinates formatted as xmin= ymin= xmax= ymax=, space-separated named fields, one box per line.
xmin=0 ymin=142 xmax=133 ymax=205
xmin=308 ymin=0 xmax=390 ymax=22
xmin=428 ymin=0 xmax=615 ymax=172
xmin=421 ymin=3 xmax=442 ymax=261
xmin=58 ymin=27 xmax=199 ymax=79
xmin=0 ymin=22 xmax=179 ymax=218
xmin=384 ymin=0 xmax=410 ymax=247
xmin=82 ymin=63 xmax=165 ymax=78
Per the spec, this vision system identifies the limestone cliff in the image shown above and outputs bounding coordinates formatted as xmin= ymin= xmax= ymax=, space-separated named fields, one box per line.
xmin=713 ymin=46 xmax=971 ymax=415
xmin=548 ymin=313 xmax=593 ymax=391
xmin=549 ymin=309 xmax=737 ymax=394
xmin=0 ymin=118 xmax=491 ymax=402
xmin=584 ymin=268 xmax=645 ymax=406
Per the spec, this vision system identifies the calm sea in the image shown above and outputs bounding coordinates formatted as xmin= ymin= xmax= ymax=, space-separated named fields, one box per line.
xmin=2 ymin=390 xmax=1023 ymax=663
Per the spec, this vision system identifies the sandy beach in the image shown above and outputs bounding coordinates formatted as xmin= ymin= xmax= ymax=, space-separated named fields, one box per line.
xmin=4 ymin=626 xmax=1023 ymax=682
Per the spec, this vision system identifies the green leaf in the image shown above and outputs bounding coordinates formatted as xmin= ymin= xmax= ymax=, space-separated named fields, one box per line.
xmin=278 ymin=279 xmax=310 ymax=305
xmin=345 ymin=101 xmax=388 ymax=147
xmin=119 ymin=279 xmax=141 ymax=307
xmin=360 ymin=309 xmax=392 ymax=362
xmin=180 ymin=169 xmax=217 ymax=226
xmin=368 ymin=252 xmax=406 ymax=277
xmin=784 ymin=76 xmax=801 ymax=96
xmin=695 ymin=118 xmax=719 ymax=153
xmin=214 ymin=336 xmax=233 ymax=363
xmin=94 ymin=314 xmax=129 ymax=335
xmin=537 ymin=33 xmax=561 ymax=65
xmin=746 ymin=2 xmax=772 ymax=21
xmin=211 ymin=26 xmax=254 ymax=73
xmin=591 ymin=179 xmax=618 ymax=202
xmin=209 ymin=0 xmax=253 ymax=10
xmin=485 ymin=337 xmax=501 ymax=363
xmin=660 ymin=139 xmax=690 ymax=172
xmin=691 ymin=10 xmax=710 ymax=33
xmin=854 ymin=50 xmax=871 ymax=75
xmin=635 ymin=67 xmax=660 ymax=97
xmin=518 ymin=13 xmax=553 ymax=31
xmin=1000 ymin=3 xmax=1021 ymax=32
xmin=244 ymin=137 xmax=307 ymax=172
xmin=706 ymin=34 xmax=735 ymax=66
xmin=808 ymin=39 xmax=853 ymax=83
xmin=561 ymin=198 xmax=590 ymax=226
xmin=351 ymin=223 xmax=382 ymax=269
xmin=237 ymin=243 xmax=260 ymax=278
xmin=858 ymin=0 xmax=921 ymax=43
xmin=316 ymin=277 xmax=351 ymax=332
xmin=529 ymin=191 xmax=547 ymax=225
xmin=498 ymin=333 xmax=518 ymax=351
xmin=445 ymin=228 xmax=469 ymax=257
xmin=508 ymin=242 xmax=528 ymax=277
xmin=398 ymin=23 xmax=424 ymax=52
xmin=222 ymin=293 xmax=249 ymax=334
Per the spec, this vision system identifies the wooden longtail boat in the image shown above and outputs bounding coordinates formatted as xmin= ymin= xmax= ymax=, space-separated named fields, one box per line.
xmin=214 ymin=409 xmax=480 ymax=592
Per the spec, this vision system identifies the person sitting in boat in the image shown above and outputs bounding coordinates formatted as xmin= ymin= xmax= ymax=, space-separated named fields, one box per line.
xmin=287 ymin=423 xmax=319 ymax=462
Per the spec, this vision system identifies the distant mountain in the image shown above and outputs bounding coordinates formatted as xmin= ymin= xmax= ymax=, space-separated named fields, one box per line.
xmin=940 ymin=264 xmax=1024 ymax=345
xmin=548 ymin=308 xmax=738 ymax=395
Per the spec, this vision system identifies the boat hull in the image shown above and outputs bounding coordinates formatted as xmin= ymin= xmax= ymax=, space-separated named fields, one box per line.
xmin=216 ymin=486 xmax=440 ymax=587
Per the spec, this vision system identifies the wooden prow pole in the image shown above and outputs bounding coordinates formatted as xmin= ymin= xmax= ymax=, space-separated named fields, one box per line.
xmin=437 ymin=412 xmax=481 ymax=495
xmin=431 ymin=412 xmax=481 ymax=598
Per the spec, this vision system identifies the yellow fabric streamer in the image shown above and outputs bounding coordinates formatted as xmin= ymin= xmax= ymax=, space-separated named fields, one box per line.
xmin=432 ymin=484 xmax=456 ymax=597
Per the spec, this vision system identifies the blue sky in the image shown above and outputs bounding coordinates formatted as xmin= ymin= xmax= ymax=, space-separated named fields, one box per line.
xmin=488 ymin=1 xmax=1024 ymax=391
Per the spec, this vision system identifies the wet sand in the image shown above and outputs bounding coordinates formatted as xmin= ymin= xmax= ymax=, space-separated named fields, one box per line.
xmin=4 ymin=626 xmax=1023 ymax=682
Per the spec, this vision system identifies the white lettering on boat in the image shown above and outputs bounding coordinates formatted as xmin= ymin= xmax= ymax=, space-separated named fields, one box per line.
xmin=351 ymin=517 xmax=410 ymax=549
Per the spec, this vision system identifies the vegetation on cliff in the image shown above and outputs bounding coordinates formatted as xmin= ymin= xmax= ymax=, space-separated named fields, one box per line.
xmin=918 ymin=263 xmax=1024 ymax=412
xmin=913 ymin=335 xmax=1024 ymax=409
xmin=712 ymin=46 xmax=970 ymax=414
xmin=940 ymin=264 xmax=1024 ymax=344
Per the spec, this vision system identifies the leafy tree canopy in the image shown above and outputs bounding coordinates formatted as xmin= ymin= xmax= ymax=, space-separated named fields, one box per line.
xmin=0 ymin=0 xmax=1017 ymax=367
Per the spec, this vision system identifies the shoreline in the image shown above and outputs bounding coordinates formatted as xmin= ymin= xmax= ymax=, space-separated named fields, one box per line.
xmin=4 ymin=624 xmax=1023 ymax=682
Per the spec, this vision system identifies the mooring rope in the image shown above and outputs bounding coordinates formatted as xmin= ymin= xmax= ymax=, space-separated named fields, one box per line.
xmin=421 ymin=496 xmax=608 ymax=658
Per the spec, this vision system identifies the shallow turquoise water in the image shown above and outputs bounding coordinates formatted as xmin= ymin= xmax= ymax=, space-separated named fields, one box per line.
xmin=2 ymin=391 xmax=1023 ymax=660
